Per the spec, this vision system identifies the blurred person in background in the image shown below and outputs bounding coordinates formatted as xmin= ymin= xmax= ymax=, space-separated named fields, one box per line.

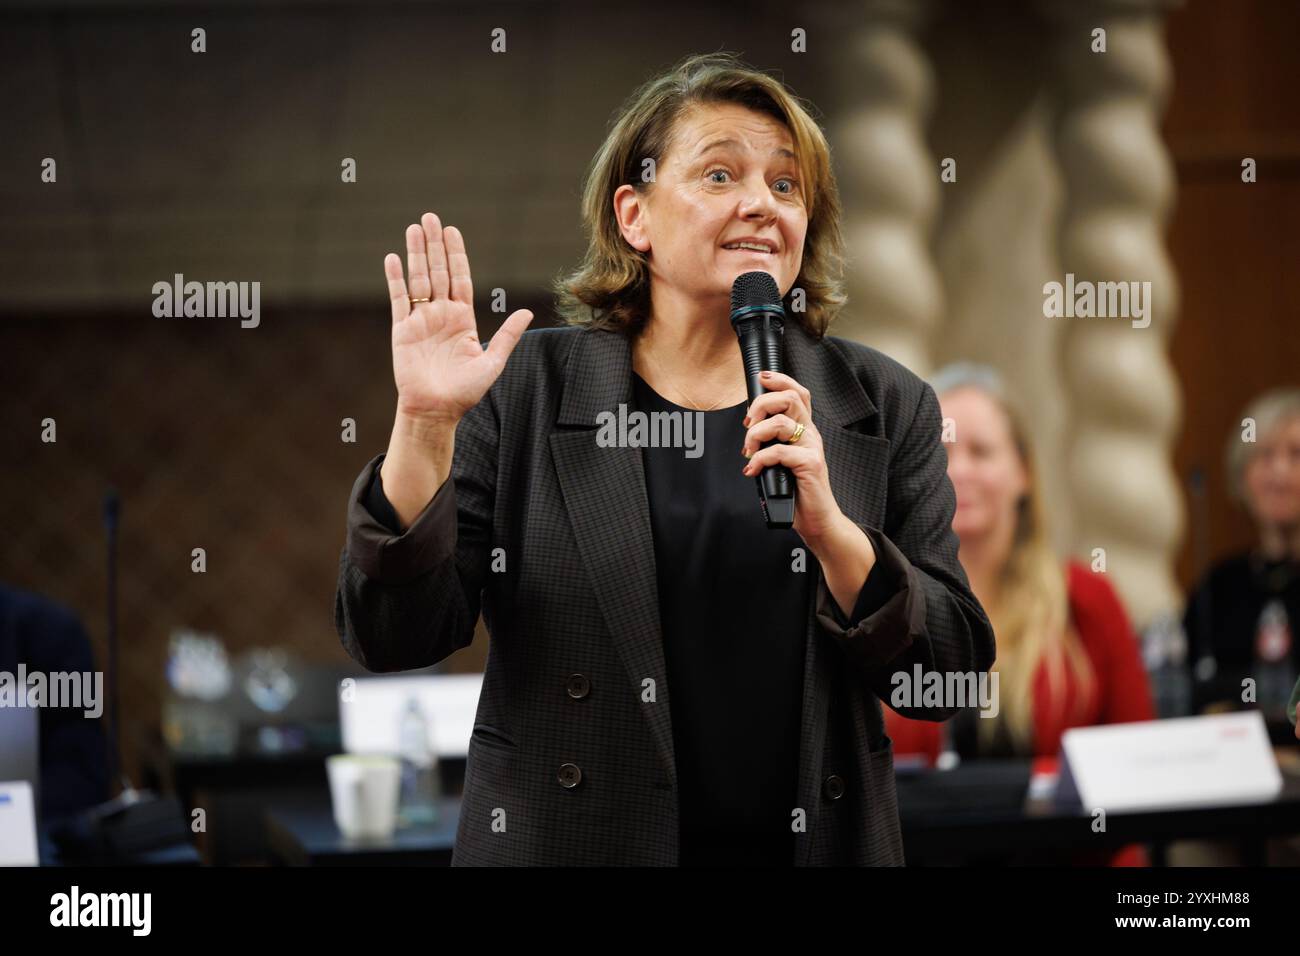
xmin=1185 ymin=388 xmax=1300 ymax=724
xmin=885 ymin=363 xmax=1154 ymax=761
xmin=0 ymin=582 xmax=111 ymax=823
xmin=883 ymin=364 xmax=1154 ymax=864
xmin=1179 ymin=390 xmax=1300 ymax=865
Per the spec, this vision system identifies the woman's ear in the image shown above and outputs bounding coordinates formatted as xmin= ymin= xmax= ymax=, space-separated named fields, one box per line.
xmin=613 ymin=184 xmax=651 ymax=253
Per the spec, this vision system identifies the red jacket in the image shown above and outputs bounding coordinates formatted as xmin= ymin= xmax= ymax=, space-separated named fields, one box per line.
xmin=885 ymin=561 xmax=1156 ymax=864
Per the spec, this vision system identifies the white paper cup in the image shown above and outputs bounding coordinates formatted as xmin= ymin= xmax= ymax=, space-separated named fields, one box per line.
xmin=327 ymin=754 xmax=401 ymax=840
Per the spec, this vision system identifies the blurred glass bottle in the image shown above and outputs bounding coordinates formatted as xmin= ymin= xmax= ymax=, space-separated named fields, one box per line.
xmin=396 ymin=695 xmax=440 ymax=826
xmin=1143 ymin=612 xmax=1191 ymax=718
xmin=1254 ymin=599 xmax=1296 ymax=718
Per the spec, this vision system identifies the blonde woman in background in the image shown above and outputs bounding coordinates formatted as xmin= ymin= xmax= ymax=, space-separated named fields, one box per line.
xmin=883 ymin=364 xmax=1154 ymax=864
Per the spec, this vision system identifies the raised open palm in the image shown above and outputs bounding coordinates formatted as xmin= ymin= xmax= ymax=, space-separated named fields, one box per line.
xmin=385 ymin=212 xmax=533 ymax=425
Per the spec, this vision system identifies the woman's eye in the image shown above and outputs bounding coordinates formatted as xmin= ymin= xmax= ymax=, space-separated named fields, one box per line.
xmin=706 ymin=169 xmax=730 ymax=183
xmin=774 ymin=178 xmax=797 ymax=194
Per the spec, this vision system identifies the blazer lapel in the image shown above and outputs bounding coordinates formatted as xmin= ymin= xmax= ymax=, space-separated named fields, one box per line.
xmin=547 ymin=322 xmax=890 ymax=848
xmin=549 ymin=328 xmax=678 ymax=788
xmin=784 ymin=326 xmax=889 ymax=865
xmin=784 ymin=326 xmax=889 ymax=532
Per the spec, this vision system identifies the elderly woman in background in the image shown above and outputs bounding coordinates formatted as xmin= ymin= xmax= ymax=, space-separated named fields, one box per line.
xmin=1185 ymin=388 xmax=1300 ymax=725
xmin=884 ymin=364 xmax=1154 ymax=762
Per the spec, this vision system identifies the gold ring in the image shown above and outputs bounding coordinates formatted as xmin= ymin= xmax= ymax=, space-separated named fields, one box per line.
xmin=409 ymin=296 xmax=431 ymax=304
xmin=787 ymin=421 xmax=806 ymax=444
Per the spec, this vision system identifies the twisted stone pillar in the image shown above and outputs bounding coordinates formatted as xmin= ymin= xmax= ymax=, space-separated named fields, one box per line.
xmin=1044 ymin=0 xmax=1183 ymax=627
xmin=824 ymin=0 xmax=942 ymax=376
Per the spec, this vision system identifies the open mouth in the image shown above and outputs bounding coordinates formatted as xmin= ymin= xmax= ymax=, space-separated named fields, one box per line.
xmin=721 ymin=241 xmax=776 ymax=255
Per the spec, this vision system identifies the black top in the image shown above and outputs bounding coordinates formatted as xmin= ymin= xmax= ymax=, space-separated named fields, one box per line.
xmin=363 ymin=375 xmax=814 ymax=866
xmin=365 ymin=464 xmax=403 ymax=533
xmin=1183 ymin=551 xmax=1300 ymax=714
xmin=630 ymin=371 xmax=807 ymax=867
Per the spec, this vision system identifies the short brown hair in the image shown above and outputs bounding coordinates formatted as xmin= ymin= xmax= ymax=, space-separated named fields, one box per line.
xmin=552 ymin=51 xmax=846 ymax=338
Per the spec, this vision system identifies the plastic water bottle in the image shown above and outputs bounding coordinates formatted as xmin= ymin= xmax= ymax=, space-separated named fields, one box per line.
xmin=397 ymin=696 xmax=440 ymax=826
xmin=1142 ymin=612 xmax=1191 ymax=718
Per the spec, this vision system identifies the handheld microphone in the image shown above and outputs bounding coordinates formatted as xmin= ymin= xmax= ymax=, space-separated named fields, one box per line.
xmin=730 ymin=270 xmax=795 ymax=529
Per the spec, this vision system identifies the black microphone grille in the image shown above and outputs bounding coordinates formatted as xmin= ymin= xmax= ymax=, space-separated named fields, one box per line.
xmin=730 ymin=270 xmax=781 ymax=312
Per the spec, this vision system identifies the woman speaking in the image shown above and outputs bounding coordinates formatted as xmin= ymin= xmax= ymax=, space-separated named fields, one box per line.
xmin=334 ymin=52 xmax=995 ymax=867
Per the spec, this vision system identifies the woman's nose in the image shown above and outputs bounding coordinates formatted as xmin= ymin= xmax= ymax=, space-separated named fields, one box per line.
xmin=739 ymin=179 xmax=777 ymax=218
xmin=1263 ymin=449 xmax=1289 ymax=478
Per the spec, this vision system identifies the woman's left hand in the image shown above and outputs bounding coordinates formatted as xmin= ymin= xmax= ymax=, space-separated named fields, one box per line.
xmin=740 ymin=369 xmax=848 ymax=547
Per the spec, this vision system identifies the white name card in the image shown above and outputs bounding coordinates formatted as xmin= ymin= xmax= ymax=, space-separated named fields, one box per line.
xmin=1055 ymin=711 xmax=1283 ymax=812
xmin=0 ymin=781 xmax=39 ymax=866
xmin=340 ymin=673 xmax=484 ymax=759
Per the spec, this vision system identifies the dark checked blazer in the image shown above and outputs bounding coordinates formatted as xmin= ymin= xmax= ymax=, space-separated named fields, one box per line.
xmin=333 ymin=320 xmax=996 ymax=866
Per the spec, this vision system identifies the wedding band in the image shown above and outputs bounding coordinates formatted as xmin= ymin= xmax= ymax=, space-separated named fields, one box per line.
xmin=787 ymin=422 xmax=806 ymax=444
xmin=409 ymin=296 xmax=431 ymax=304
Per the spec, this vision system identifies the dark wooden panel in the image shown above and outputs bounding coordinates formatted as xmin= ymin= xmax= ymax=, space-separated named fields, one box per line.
xmin=1164 ymin=0 xmax=1300 ymax=589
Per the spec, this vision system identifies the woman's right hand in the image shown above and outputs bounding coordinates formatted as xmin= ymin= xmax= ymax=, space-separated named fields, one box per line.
xmin=385 ymin=212 xmax=534 ymax=429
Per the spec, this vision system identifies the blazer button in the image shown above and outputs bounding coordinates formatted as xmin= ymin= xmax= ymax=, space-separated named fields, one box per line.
xmin=557 ymin=763 xmax=583 ymax=789
xmin=823 ymin=774 xmax=846 ymax=801
xmin=565 ymin=673 xmax=590 ymax=699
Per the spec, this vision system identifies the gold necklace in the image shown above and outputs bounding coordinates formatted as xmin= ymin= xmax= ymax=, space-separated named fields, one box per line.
xmin=635 ymin=340 xmax=745 ymax=412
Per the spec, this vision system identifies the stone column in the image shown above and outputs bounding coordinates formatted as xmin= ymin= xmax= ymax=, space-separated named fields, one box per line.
xmin=824 ymin=0 xmax=943 ymax=376
xmin=1044 ymin=0 xmax=1183 ymax=627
